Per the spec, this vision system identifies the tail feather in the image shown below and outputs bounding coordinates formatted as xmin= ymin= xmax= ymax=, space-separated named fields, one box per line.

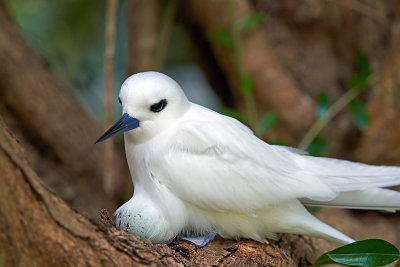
xmin=303 ymin=155 xmax=400 ymax=192
xmin=301 ymin=188 xmax=400 ymax=212
xmin=273 ymin=200 xmax=355 ymax=244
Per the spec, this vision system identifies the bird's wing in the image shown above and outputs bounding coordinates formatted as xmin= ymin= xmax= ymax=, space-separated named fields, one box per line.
xmin=148 ymin=110 xmax=337 ymax=213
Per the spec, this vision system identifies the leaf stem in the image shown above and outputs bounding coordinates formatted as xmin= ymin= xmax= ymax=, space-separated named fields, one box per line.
xmin=298 ymin=89 xmax=360 ymax=150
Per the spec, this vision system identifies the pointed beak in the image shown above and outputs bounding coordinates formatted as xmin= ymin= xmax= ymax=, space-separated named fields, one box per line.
xmin=95 ymin=113 xmax=140 ymax=144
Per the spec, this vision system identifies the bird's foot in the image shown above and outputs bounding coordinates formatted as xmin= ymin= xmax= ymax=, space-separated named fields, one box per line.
xmin=180 ymin=231 xmax=217 ymax=248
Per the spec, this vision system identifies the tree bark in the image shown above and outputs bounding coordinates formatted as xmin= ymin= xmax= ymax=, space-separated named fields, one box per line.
xmin=0 ymin=1 xmax=128 ymax=216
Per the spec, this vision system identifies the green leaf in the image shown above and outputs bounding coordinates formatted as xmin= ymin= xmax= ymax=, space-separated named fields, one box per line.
xmin=306 ymin=136 xmax=327 ymax=156
xmin=219 ymin=107 xmax=248 ymax=125
xmin=256 ymin=111 xmax=278 ymax=136
xmin=348 ymin=100 xmax=370 ymax=130
xmin=329 ymin=253 xmax=400 ymax=266
xmin=346 ymin=49 xmax=371 ymax=90
xmin=236 ymin=12 xmax=267 ymax=31
xmin=316 ymin=91 xmax=330 ymax=119
xmin=207 ymin=29 xmax=233 ymax=47
xmin=240 ymin=74 xmax=253 ymax=94
xmin=347 ymin=74 xmax=369 ymax=90
xmin=313 ymin=239 xmax=400 ymax=267
xmin=355 ymin=49 xmax=371 ymax=78
xmin=313 ymin=253 xmax=333 ymax=267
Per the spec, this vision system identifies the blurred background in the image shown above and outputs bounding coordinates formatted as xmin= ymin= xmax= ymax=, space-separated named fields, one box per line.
xmin=1 ymin=0 xmax=399 ymax=244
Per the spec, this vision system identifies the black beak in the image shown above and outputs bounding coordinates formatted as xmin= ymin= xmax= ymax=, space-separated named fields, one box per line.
xmin=95 ymin=113 xmax=139 ymax=144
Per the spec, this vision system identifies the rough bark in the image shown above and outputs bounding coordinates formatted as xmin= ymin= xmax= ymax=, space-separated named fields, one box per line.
xmin=0 ymin=1 xmax=127 ymax=216
xmin=0 ymin=116 xmax=302 ymax=266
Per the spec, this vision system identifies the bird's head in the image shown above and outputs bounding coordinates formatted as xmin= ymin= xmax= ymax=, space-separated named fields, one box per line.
xmin=95 ymin=71 xmax=190 ymax=144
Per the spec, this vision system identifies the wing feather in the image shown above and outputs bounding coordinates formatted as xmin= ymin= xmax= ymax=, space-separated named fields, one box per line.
xmin=148 ymin=105 xmax=336 ymax=212
xmin=297 ymin=156 xmax=400 ymax=191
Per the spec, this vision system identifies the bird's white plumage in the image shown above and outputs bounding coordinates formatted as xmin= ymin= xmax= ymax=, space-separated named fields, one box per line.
xmin=113 ymin=71 xmax=400 ymax=245
xmin=149 ymin=104 xmax=338 ymax=212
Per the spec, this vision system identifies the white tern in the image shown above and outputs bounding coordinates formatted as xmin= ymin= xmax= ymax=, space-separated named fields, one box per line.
xmin=96 ymin=71 xmax=400 ymax=247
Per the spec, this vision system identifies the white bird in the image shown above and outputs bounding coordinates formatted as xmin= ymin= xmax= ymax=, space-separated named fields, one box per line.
xmin=95 ymin=71 xmax=400 ymax=247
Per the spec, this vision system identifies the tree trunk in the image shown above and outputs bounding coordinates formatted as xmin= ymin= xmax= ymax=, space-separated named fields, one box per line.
xmin=0 ymin=1 xmax=128 ymax=216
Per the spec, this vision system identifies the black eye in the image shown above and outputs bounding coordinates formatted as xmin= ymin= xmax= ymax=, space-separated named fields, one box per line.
xmin=150 ymin=99 xmax=167 ymax=112
xmin=118 ymin=98 xmax=122 ymax=105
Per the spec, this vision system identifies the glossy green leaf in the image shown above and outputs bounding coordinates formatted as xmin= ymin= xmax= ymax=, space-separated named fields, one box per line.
xmin=316 ymin=91 xmax=330 ymax=119
xmin=236 ymin=12 xmax=267 ymax=31
xmin=313 ymin=239 xmax=400 ymax=267
xmin=306 ymin=136 xmax=327 ymax=156
xmin=329 ymin=253 xmax=400 ymax=266
xmin=240 ymin=74 xmax=253 ymax=94
xmin=346 ymin=49 xmax=371 ymax=90
xmin=256 ymin=111 xmax=278 ymax=136
xmin=207 ymin=29 xmax=233 ymax=47
xmin=313 ymin=252 xmax=333 ymax=266
xmin=348 ymin=100 xmax=370 ymax=130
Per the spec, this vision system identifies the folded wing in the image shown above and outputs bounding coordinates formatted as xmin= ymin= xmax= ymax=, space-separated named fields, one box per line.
xmin=149 ymin=108 xmax=338 ymax=213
